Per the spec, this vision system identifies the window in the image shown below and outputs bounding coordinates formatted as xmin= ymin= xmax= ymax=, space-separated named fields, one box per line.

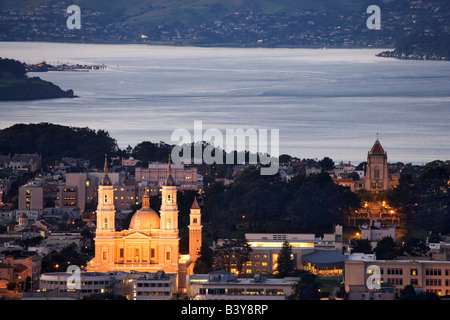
xmin=103 ymin=217 xmax=108 ymax=229
xmin=135 ymin=249 xmax=140 ymax=261
xmin=374 ymin=169 xmax=380 ymax=179
xmin=426 ymin=269 xmax=442 ymax=276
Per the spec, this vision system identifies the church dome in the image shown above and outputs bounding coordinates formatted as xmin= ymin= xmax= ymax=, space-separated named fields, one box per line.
xmin=129 ymin=208 xmax=160 ymax=230
xmin=129 ymin=189 xmax=160 ymax=230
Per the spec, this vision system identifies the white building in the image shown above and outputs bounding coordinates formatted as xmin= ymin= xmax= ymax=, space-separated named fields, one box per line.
xmin=36 ymin=270 xmax=176 ymax=300
xmin=360 ymin=222 xmax=396 ymax=242
xmin=187 ymin=271 xmax=297 ymax=300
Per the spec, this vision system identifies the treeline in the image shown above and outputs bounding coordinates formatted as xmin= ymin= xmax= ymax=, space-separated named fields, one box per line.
xmin=387 ymin=160 xmax=450 ymax=237
xmin=0 ymin=57 xmax=27 ymax=77
xmin=0 ymin=123 xmax=120 ymax=168
xmin=202 ymin=166 xmax=360 ymax=240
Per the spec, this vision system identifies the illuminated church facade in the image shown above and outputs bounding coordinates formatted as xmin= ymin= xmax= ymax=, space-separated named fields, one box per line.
xmin=87 ymin=157 xmax=202 ymax=289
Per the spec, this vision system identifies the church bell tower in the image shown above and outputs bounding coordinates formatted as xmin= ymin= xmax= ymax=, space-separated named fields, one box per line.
xmin=158 ymin=156 xmax=179 ymax=271
xmin=91 ymin=155 xmax=116 ymax=269
xmin=189 ymin=197 xmax=202 ymax=262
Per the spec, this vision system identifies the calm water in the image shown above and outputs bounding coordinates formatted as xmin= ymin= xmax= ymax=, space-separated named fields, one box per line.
xmin=0 ymin=41 xmax=449 ymax=164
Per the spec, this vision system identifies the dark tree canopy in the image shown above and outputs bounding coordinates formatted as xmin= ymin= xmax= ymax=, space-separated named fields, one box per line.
xmin=0 ymin=123 xmax=120 ymax=167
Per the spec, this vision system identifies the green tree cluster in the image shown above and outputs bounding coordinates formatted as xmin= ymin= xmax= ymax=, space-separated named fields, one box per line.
xmin=212 ymin=238 xmax=252 ymax=275
xmin=388 ymin=161 xmax=450 ymax=235
xmin=202 ymin=166 xmax=360 ymax=239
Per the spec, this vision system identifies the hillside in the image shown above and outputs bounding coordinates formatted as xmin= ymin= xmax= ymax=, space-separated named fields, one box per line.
xmin=1 ymin=0 xmax=449 ymax=56
xmin=0 ymin=0 xmax=371 ymax=27
xmin=0 ymin=58 xmax=75 ymax=101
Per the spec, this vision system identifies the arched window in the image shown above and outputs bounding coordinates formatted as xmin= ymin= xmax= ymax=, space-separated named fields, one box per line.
xmin=374 ymin=169 xmax=380 ymax=179
xmin=193 ymin=218 xmax=198 ymax=224
xmin=135 ymin=248 xmax=140 ymax=262
xmin=166 ymin=218 xmax=172 ymax=229
xmin=104 ymin=194 xmax=108 ymax=203
xmin=103 ymin=217 xmax=108 ymax=229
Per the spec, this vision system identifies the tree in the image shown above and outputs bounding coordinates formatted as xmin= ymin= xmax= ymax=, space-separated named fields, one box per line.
xmin=289 ymin=270 xmax=321 ymax=300
xmin=350 ymin=238 xmax=373 ymax=254
xmin=0 ymin=57 xmax=26 ymax=77
xmin=194 ymin=243 xmax=214 ymax=274
xmin=400 ymin=284 xmax=417 ymax=300
xmin=275 ymin=241 xmax=296 ymax=278
xmin=373 ymin=236 xmax=401 ymax=260
xmin=212 ymin=238 xmax=252 ymax=275
xmin=403 ymin=238 xmax=429 ymax=257
xmin=318 ymin=157 xmax=334 ymax=171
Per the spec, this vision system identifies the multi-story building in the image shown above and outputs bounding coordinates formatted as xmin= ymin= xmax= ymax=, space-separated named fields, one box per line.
xmin=35 ymin=269 xmax=177 ymax=300
xmin=133 ymin=270 xmax=177 ymax=300
xmin=65 ymin=171 xmax=120 ymax=211
xmin=216 ymin=225 xmax=344 ymax=276
xmin=345 ymin=254 xmax=450 ymax=297
xmin=18 ymin=180 xmax=81 ymax=214
xmin=18 ymin=183 xmax=44 ymax=213
xmin=135 ymin=163 xmax=197 ymax=191
xmin=187 ymin=271 xmax=296 ymax=300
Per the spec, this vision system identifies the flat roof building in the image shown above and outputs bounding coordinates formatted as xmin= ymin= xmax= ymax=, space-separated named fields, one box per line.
xmin=187 ymin=271 xmax=297 ymax=300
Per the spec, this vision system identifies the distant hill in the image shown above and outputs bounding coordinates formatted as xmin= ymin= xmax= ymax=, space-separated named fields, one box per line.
xmin=1 ymin=0 xmax=449 ymax=57
xmin=0 ymin=58 xmax=75 ymax=101
xmin=0 ymin=0 xmax=372 ymax=27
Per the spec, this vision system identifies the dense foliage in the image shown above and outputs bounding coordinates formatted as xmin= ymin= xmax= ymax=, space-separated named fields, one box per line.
xmin=387 ymin=161 xmax=450 ymax=237
xmin=202 ymin=166 xmax=361 ymax=239
xmin=0 ymin=57 xmax=27 ymax=77
xmin=0 ymin=58 xmax=75 ymax=101
xmin=0 ymin=123 xmax=120 ymax=167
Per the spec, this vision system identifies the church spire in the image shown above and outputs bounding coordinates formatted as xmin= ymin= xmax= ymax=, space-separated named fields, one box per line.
xmin=164 ymin=154 xmax=175 ymax=186
xmin=101 ymin=154 xmax=112 ymax=185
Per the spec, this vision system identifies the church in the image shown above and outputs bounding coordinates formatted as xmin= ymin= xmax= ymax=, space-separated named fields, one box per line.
xmin=333 ymin=138 xmax=399 ymax=193
xmin=86 ymin=156 xmax=202 ymax=290
xmin=364 ymin=138 xmax=398 ymax=191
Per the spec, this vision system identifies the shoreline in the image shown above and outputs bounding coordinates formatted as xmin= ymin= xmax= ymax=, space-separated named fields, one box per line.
xmin=376 ymin=50 xmax=449 ymax=61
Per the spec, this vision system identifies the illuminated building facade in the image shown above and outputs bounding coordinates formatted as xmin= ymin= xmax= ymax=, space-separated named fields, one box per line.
xmin=87 ymin=157 xmax=201 ymax=290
